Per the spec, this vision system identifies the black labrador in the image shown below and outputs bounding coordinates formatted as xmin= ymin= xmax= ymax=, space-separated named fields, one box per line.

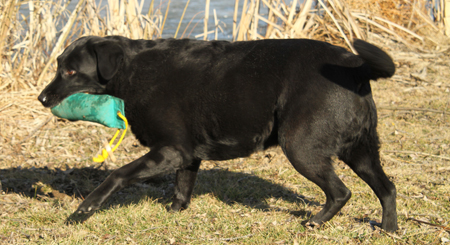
xmin=38 ymin=36 xmax=398 ymax=232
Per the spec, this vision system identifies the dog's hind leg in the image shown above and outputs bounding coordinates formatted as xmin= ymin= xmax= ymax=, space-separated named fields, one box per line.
xmin=76 ymin=146 xmax=192 ymax=214
xmin=171 ymin=159 xmax=201 ymax=211
xmin=339 ymin=135 xmax=398 ymax=232
xmin=280 ymin=128 xmax=352 ymax=227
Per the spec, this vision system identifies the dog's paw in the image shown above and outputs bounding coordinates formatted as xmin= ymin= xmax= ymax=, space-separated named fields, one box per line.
xmin=381 ymin=221 xmax=399 ymax=233
xmin=169 ymin=198 xmax=192 ymax=213
xmin=65 ymin=209 xmax=95 ymax=225
xmin=76 ymin=199 xmax=101 ymax=214
xmin=305 ymin=221 xmax=321 ymax=230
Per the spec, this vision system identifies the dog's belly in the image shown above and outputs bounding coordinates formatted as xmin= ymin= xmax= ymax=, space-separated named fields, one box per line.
xmin=192 ymin=120 xmax=278 ymax=160
xmin=193 ymin=138 xmax=267 ymax=160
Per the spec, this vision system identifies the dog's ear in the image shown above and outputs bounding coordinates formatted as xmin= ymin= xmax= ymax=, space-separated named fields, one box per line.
xmin=94 ymin=41 xmax=124 ymax=81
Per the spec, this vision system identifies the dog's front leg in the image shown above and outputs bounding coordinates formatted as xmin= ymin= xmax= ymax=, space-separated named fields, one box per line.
xmin=76 ymin=146 xmax=188 ymax=214
xmin=171 ymin=159 xmax=201 ymax=211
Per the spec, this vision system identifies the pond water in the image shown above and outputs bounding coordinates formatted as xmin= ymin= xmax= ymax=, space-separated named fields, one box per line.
xmin=30 ymin=0 xmax=258 ymax=40
xmin=90 ymin=0 xmax=243 ymax=39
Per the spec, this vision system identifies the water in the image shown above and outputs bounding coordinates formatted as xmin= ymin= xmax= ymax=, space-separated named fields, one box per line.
xmin=85 ymin=0 xmax=242 ymax=39
xmin=18 ymin=0 xmax=249 ymax=40
xmin=155 ymin=0 xmax=239 ymax=39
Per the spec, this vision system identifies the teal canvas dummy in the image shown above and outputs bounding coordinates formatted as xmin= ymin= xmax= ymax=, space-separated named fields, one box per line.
xmin=51 ymin=93 xmax=126 ymax=129
xmin=50 ymin=93 xmax=128 ymax=163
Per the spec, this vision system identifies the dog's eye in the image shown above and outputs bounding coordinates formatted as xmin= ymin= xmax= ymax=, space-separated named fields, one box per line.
xmin=66 ymin=70 xmax=76 ymax=76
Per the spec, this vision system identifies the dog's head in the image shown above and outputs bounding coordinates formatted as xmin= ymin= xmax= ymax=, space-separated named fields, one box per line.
xmin=38 ymin=36 xmax=124 ymax=108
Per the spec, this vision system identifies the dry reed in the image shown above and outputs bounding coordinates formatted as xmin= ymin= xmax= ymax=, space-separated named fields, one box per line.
xmin=0 ymin=0 xmax=164 ymax=92
xmin=233 ymin=0 xmax=449 ymax=50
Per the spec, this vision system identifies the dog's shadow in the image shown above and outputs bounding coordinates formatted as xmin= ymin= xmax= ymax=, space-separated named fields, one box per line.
xmin=0 ymin=166 xmax=320 ymax=224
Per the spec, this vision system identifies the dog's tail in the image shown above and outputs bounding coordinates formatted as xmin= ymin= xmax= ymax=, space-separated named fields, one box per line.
xmin=353 ymin=39 xmax=395 ymax=80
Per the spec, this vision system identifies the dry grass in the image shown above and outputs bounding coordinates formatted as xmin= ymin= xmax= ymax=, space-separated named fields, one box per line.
xmin=0 ymin=0 xmax=164 ymax=90
xmin=232 ymin=0 xmax=449 ymax=55
xmin=1 ymin=0 xmax=450 ymax=244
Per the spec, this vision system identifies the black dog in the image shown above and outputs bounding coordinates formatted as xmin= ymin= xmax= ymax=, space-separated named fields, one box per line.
xmin=38 ymin=36 xmax=398 ymax=231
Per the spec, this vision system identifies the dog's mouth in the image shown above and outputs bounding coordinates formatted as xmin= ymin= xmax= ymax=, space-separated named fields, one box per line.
xmin=39 ymin=89 xmax=104 ymax=108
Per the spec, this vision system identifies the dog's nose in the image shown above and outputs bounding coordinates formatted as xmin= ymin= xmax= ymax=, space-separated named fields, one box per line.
xmin=38 ymin=93 xmax=47 ymax=104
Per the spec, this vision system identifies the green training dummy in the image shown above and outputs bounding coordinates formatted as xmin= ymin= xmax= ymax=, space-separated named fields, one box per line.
xmin=51 ymin=93 xmax=126 ymax=129
xmin=50 ymin=93 xmax=128 ymax=163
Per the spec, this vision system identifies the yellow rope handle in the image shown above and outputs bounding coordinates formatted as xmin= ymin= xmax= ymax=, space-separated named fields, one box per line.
xmin=93 ymin=111 xmax=128 ymax=163
xmin=112 ymin=112 xmax=128 ymax=151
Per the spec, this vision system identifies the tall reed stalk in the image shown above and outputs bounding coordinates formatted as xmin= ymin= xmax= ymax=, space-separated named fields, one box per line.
xmin=445 ymin=0 xmax=450 ymax=35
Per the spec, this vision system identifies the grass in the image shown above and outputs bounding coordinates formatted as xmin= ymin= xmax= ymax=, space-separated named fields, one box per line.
xmin=1 ymin=0 xmax=450 ymax=244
